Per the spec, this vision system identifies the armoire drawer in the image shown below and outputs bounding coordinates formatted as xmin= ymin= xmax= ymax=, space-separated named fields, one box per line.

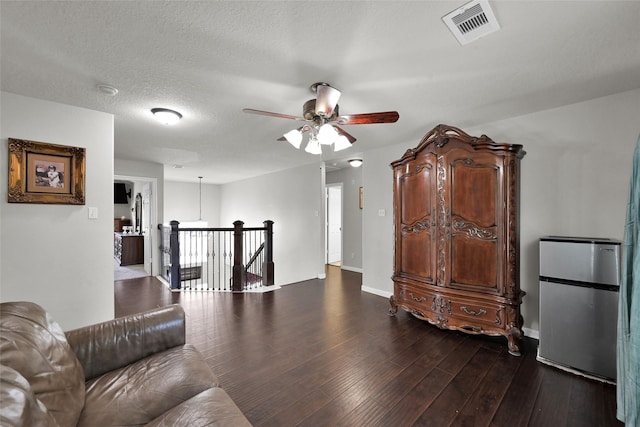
xmin=395 ymin=282 xmax=505 ymax=329
xmin=448 ymin=299 xmax=504 ymax=328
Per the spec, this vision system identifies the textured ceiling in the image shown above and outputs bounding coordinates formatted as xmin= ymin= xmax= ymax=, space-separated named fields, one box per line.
xmin=2 ymin=1 xmax=639 ymax=183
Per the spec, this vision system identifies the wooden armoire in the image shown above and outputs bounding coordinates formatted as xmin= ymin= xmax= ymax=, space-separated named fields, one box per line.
xmin=389 ymin=124 xmax=526 ymax=355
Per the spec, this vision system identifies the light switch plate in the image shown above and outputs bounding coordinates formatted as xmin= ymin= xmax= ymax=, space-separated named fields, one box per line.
xmin=88 ymin=207 xmax=98 ymax=219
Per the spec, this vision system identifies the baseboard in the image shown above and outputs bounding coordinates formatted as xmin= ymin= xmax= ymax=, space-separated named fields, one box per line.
xmin=318 ymin=273 xmax=326 ymax=279
xmin=361 ymin=285 xmax=393 ymax=299
xmin=340 ymin=265 xmax=363 ymax=273
xmin=524 ymin=327 xmax=539 ymax=340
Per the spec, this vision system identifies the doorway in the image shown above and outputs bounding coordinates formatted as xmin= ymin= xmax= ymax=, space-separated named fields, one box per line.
xmin=114 ymin=175 xmax=158 ymax=278
xmin=326 ymin=184 xmax=342 ymax=266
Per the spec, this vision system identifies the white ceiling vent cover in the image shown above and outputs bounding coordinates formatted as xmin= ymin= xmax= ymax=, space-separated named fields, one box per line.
xmin=443 ymin=0 xmax=500 ymax=45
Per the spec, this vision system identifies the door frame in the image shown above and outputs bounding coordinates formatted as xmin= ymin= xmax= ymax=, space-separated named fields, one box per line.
xmin=325 ymin=183 xmax=343 ymax=265
xmin=114 ymin=175 xmax=158 ymax=276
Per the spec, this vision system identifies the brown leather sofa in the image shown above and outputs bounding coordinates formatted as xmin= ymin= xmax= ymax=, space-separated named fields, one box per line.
xmin=0 ymin=301 xmax=251 ymax=426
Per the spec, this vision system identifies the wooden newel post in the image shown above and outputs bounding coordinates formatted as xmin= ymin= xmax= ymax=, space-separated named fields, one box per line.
xmin=232 ymin=220 xmax=245 ymax=292
xmin=262 ymin=220 xmax=274 ymax=286
xmin=169 ymin=220 xmax=181 ymax=290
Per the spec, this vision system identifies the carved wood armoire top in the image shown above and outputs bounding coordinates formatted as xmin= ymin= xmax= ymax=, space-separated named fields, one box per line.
xmin=391 ymin=124 xmax=525 ymax=168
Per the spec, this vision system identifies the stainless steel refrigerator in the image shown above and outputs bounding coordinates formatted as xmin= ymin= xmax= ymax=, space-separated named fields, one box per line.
xmin=538 ymin=236 xmax=621 ymax=381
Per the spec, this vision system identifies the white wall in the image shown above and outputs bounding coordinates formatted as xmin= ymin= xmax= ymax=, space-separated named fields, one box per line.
xmin=326 ymin=166 xmax=363 ymax=272
xmin=219 ymin=163 xmax=325 ymax=286
xmin=362 ymin=88 xmax=640 ymax=336
xmin=164 ymin=181 xmax=221 ymax=227
xmin=1 ymin=92 xmax=114 ymax=330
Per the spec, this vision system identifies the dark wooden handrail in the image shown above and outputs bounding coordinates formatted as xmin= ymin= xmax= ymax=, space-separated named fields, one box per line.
xmin=245 ymin=242 xmax=264 ymax=273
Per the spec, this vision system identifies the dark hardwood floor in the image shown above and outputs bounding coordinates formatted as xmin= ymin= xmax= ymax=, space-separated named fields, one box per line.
xmin=115 ymin=266 xmax=622 ymax=427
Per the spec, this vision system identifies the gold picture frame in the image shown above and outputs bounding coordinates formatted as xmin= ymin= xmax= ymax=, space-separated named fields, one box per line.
xmin=8 ymin=138 xmax=86 ymax=205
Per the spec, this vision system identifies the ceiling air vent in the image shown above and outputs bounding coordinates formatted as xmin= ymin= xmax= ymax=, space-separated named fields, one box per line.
xmin=442 ymin=0 xmax=500 ymax=45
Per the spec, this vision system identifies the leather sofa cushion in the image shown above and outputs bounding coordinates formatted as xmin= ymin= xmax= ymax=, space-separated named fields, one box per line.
xmin=78 ymin=344 xmax=218 ymax=426
xmin=65 ymin=304 xmax=187 ymax=381
xmin=0 ymin=302 xmax=85 ymax=427
xmin=145 ymin=387 xmax=252 ymax=427
xmin=0 ymin=364 xmax=59 ymax=427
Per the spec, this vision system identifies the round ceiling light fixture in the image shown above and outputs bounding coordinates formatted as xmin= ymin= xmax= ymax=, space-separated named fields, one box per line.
xmin=151 ymin=108 xmax=182 ymax=125
xmin=348 ymin=159 xmax=363 ymax=168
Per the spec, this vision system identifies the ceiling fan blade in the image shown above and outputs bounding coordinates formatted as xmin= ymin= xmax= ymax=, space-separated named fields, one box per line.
xmin=334 ymin=126 xmax=357 ymax=144
xmin=314 ymin=84 xmax=341 ymax=117
xmin=242 ymin=108 xmax=306 ymax=121
xmin=336 ymin=111 xmax=399 ymax=125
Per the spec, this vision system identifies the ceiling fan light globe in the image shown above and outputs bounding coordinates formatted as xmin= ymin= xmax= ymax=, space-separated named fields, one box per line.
xmin=333 ymin=135 xmax=351 ymax=152
xmin=305 ymin=137 xmax=322 ymax=155
xmin=318 ymin=123 xmax=338 ymax=145
xmin=283 ymin=129 xmax=303 ymax=149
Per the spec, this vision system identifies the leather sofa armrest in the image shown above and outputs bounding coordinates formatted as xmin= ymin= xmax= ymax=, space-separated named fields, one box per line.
xmin=65 ymin=305 xmax=186 ymax=381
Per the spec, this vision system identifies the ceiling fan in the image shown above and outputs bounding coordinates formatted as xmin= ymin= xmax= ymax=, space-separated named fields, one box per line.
xmin=242 ymin=82 xmax=399 ymax=154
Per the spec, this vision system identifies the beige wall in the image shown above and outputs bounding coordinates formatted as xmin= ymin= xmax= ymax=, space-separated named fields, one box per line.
xmin=219 ymin=163 xmax=325 ymax=286
xmin=1 ymin=92 xmax=115 ymax=330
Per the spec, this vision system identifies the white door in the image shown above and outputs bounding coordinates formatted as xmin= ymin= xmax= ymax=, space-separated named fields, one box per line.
xmin=327 ymin=185 xmax=342 ymax=264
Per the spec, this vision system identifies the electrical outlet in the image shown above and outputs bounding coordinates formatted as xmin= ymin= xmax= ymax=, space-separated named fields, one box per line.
xmin=378 ymin=209 xmax=386 ymax=217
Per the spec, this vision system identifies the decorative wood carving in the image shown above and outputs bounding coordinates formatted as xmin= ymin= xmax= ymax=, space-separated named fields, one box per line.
xmin=390 ymin=124 xmax=526 ymax=355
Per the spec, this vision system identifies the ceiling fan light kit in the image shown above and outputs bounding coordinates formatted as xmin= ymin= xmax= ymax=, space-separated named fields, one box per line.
xmin=151 ymin=108 xmax=182 ymax=125
xmin=243 ymin=82 xmax=399 ymax=155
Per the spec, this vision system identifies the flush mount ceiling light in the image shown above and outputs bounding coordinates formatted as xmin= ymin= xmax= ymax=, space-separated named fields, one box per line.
xmin=348 ymin=159 xmax=363 ymax=168
xmin=151 ymin=108 xmax=182 ymax=125
xmin=243 ymin=82 xmax=399 ymax=156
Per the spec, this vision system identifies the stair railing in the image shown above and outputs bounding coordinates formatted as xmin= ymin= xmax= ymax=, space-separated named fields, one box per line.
xmin=158 ymin=220 xmax=274 ymax=291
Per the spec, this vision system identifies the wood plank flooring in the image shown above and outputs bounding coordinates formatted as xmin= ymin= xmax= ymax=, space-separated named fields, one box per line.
xmin=115 ymin=266 xmax=622 ymax=427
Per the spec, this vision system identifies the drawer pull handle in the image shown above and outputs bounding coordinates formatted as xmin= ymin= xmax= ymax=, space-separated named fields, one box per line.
xmin=409 ymin=293 xmax=426 ymax=303
xmin=460 ymin=306 xmax=486 ymax=316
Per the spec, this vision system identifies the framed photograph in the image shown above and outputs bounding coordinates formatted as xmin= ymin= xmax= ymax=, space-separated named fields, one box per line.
xmin=8 ymin=138 xmax=86 ymax=205
xmin=359 ymin=186 xmax=363 ymax=209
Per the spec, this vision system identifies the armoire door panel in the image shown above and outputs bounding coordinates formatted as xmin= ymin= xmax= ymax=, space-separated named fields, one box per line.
xmin=399 ymin=162 xmax=435 ymax=225
xmin=400 ymin=231 xmax=435 ymax=281
xmin=450 ymin=236 xmax=499 ymax=291
xmin=449 ymin=155 xmax=501 ymax=228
